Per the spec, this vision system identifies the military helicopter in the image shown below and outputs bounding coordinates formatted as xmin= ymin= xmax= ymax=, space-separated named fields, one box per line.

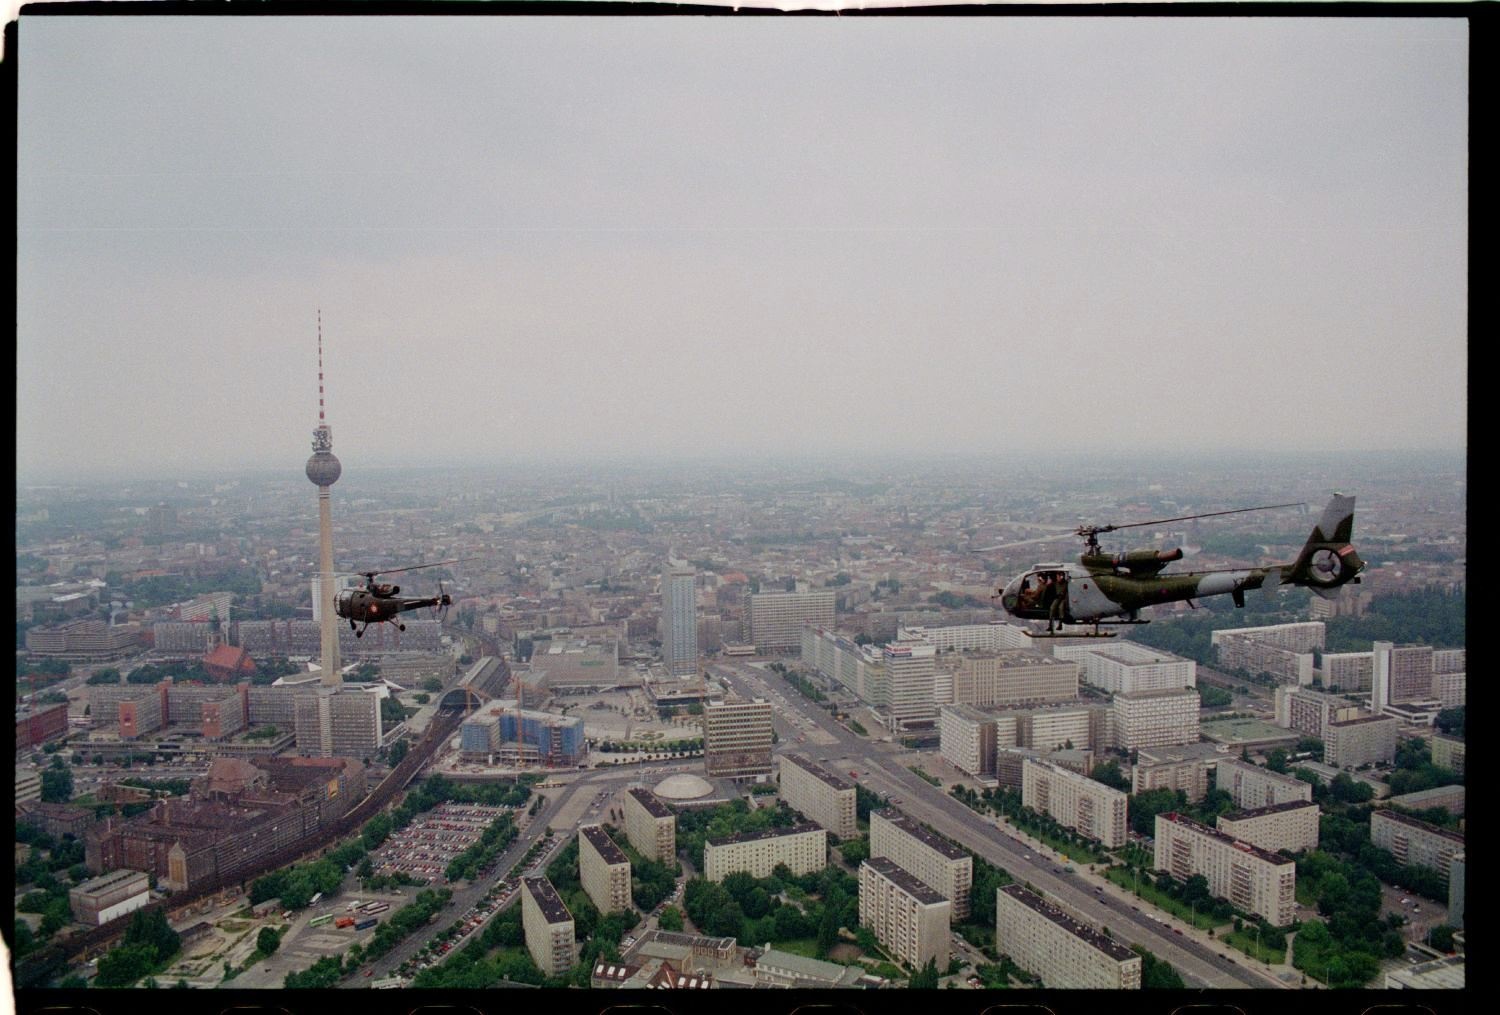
xmin=984 ymin=495 xmax=1364 ymax=638
xmin=330 ymin=558 xmax=472 ymax=637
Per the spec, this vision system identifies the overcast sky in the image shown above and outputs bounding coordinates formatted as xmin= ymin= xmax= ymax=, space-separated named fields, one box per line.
xmin=16 ymin=14 xmax=1467 ymax=482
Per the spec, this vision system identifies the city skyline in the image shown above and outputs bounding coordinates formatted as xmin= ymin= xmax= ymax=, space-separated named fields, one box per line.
xmin=16 ymin=14 xmax=1468 ymax=479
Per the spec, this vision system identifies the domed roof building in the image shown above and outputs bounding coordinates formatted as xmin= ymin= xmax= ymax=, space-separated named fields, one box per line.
xmin=654 ymin=773 xmax=713 ymax=801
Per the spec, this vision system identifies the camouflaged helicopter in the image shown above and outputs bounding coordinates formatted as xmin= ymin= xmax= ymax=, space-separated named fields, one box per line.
xmin=984 ymin=495 xmax=1364 ymax=638
xmin=331 ymin=557 xmax=473 ymax=637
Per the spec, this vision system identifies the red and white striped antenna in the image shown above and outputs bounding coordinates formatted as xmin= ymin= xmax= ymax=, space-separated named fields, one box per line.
xmin=317 ymin=308 xmax=326 ymax=423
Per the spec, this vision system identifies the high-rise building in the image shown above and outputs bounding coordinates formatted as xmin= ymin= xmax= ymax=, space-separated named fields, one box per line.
xmin=304 ymin=312 xmax=343 ymax=689
xmin=1215 ymin=800 xmax=1320 ymax=854
xmin=623 ymin=786 xmax=676 ymax=863
xmin=1109 ymin=688 xmax=1200 ymax=750
xmin=1370 ymin=811 xmax=1464 ymax=886
xmin=1154 ymin=812 xmax=1297 ymax=926
xmin=1053 ymin=641 xmax=1196 ymax=695
xmin=1324 ymin=713 xmax=1398 ymax=769
xmin=1021 ymin=758 xmax=1128 ymax=848
xmin=746 ymin=590 xmax=835 ymax=653
xmin=522 ymin=875 xmax=576 ymax=975
xmin=883 ymin=639 xmax=937 ymax=731
xmin=293 ymin=686 xmax=382 ymax=760
xmin=1371 ymin=643 xmax=1436 ymax=705
xmin=869 ymin=809 xmax=973 ymax=920
xmin=702 ymin=697 xmax=773 ymax=779
xmin=858 ymin=857 xmax=951 ymax=972
xmin=579 ymin=825 xmax=632 ymax=915
xmin=942 ymin=650 xmax=1080 ymax=707
xmin=995 ymin=884 xmax=1141 ymax=989
xmin=778 ymin=753 xmax=857 ymax=840
xmin=660 ymin=564 xmax=698 ymax=677
xmin=939 ymin=705 xmax=999 ymax=779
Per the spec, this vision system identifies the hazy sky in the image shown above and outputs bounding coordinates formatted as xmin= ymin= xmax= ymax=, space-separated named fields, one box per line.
xmin=16 ymin=14 xmax=1468 ymax=481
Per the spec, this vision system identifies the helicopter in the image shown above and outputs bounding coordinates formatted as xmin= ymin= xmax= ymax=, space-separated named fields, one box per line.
xmin=330 ymin=558 xmax=471 ymax=637
xmin=983 ymin=495 xmax=1364 ymax=638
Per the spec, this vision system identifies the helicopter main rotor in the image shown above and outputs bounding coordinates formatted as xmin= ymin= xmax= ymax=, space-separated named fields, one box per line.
xmin=975 ymin=502 xmax=1306 ymax=557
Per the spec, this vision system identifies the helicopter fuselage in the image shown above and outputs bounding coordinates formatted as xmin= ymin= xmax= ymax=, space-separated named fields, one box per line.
xmin=335 ymin=587 xmax=448 ymax=626
xmin=993 ymin=494 xmax=1364 ymax=630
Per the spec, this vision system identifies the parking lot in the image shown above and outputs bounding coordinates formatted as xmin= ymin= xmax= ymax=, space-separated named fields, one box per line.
xmin=368 ymin=802 xmax=512 ymax=883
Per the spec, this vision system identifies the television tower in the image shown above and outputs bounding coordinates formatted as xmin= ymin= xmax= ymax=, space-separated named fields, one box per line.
xmin=304 ymin=311 xmax=343 ymax=687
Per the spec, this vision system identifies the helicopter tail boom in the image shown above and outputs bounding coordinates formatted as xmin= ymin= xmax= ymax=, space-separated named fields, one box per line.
xmin=1283 ymin=494 xmax=1364 ymax=594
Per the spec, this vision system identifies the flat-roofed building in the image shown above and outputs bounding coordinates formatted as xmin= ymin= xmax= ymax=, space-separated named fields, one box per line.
xmin=939 ymin=704 xmax=999 ymax=779
xmin=15 ymin=701 xmax=69 ymax=750
xmin=1011 ymin=700 xmax=1105 ymax=752
xmin=16 ymin=767 xmax=42 ymax=804
xmin=801 ymin=625 xmax=886 ymax=707
xmin=1430 ymin=668 xmax=1465 ymax=709
xmin=1131 ymin=744 xmax=1220 ymax=802
xmin=995 ymin=884 xmax=1141 ymax=989
xmin=750 ymin=947 xmax=866 ymax=988
xmin=703 ymin=824 xmax=825 ymax=882
xmin=1386 ymin=954 xmax=1465 ymax=990
xmin=883 ymin=640 xmax=937 ymax=731
xmin=293 ymin=686 xmax=383 ymax=760
xmin=1215 ymin=800 xmax=1320 ymax=854
xmin=1370 ymin=810 xmax=1464 ymax=886
xmin=702 ymin=697 xmax=773 ymax=779
xmin=1373 ymin=642 xmax=1435 ymax=705
xmin=747 ymin=590 xmax=835 ymax=654
xmin=1387 ymin=784 xmax=1465 ymax=817
xmin=1275 ymin=685 xmax=1364 ymax=738
xmin=899 ymin=622 xmax=1030 ymax=653
xmin=1324 ymin=713 xmax=1397 ymax=769
xmin=1021 ymin=758 xmax=1128 ymax=848
xmin=1321 ymin=651 xmax=1373 ymax=692
xmin=1154 ymin=812 xmax=1296 ymax=926
xmin=1212 ymin=623 xmax=1323 ymax=687
xmin=579 ymin=824 xmax=632 ymax=915
xmin=1110 ymin=688 xmax=1200 ymax=750
xmin=522 ymin=875 xmax=575 ymax=976
xmin=1213 ymin=757 xmax=1313 ymax=810
xmin=624 ymin=786 xmax=676 ymax=863
xmin=869 ymin=808 xmax=973 ymax=920
xmin=778 ymin=753 xmax=856 ymax=839
xmin=943 ymin=650 xmax=1079 ymax=708
xmin=69 ymin=868 xmax=150 ymax=925
xmin=1430 ymin=735 xmax=1465 ymax=777
xmin=995 ymin=746 xmax=1043 ymax=790
xmin=1054 ymin=641 xmax=1196 ymax=695
xmin=25 ymin=620 xmax=141 ymax=661
xmin=859 ymin=857 xmax=951 ymax=972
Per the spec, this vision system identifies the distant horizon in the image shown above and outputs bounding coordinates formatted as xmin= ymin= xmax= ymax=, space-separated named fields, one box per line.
xmin=15 ymin=444 xmax=1468 ymax=490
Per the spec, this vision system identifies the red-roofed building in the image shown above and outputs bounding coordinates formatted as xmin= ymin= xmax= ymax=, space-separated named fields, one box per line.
xmin=202 ymin=644 xmax=257 ymax=683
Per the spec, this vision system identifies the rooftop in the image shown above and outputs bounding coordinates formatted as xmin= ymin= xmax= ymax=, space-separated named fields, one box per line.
xmin=872 ymin=809 xmax=968 ymax=860
xmin=1219 ymin=799 xmax=1320 ymax=822
xmin=523 ymin=875 xmax=573 ymax=925
xmin=706 ymin=823 xmax=824 ymax=848
xmin=580 ymin=824 xmax=630 ymax=866
xmin=627 ymin=785 xmax=675 ymax=818
xmin=1158 ymin=813 xmax=1293 ymax=865
xmin=862 ymin=857 xmax=948 ymax=905
xmin=998 ymin=884 xmax=1136 ymax=962
xmin=1372 ymin=809 xmax=1466 ymax=844
xmin=780 ymin=753 xmax=853 ymax=792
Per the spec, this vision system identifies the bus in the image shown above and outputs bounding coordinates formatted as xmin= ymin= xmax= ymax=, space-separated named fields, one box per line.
xmin=308 ymin=914 xmax=333 ymax=927
xmin=309 ymin=892 xmax=323 ymax=906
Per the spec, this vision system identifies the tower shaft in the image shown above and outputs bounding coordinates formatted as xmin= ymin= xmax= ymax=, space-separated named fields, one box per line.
xmin=318 ymin=487 xmax=341 ymax=686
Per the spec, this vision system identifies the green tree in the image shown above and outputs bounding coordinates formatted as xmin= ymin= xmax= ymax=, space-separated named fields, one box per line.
xmin=909 ymin=957 xmax=939 ymax=989
xmin=40 ymin=767 xmax=74 ymax=803
xmin=659 ymin=906 xmax=684 ymax=932
xmin=257 ymin=926 xmax=281 ymax=956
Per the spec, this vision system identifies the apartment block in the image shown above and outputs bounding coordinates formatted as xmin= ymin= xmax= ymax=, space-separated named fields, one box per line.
xmin=69 ymin=868 xmax=150 ymax=926
xmin=939 ymin=704 xmax=999 ymax=779
xmin=522 ymin=875 xmax=576 ymax=976
xmin=858 ymin=857 xmax=951 ymax=972
xmin=624 ymin=786 xmax=676 ymax=864
xmin=16 ymin=701 xmax=69 ymax=750
xmin=1373 ymin=642 xmax=1435 ymax=706
xmin=579 ymin=825 xmax=632 ymax=915
xmin=1370 ymin=810 xmax=1464 ymax=886
xmin=869 ymin=809 xmax=973 ymax=920
xmin=1215 ymin=800 xmax=1320 ymax=854
xmin=1021 ymin=758 xmax=1128 ymax=848
xmin=942 ymin=650 xmax=1080 ymax=708
xmin=747 ymin=591 xmax=835 ymax=653
xmin=703 ymin=824 xmax=826 ymax=882
xmin=1430 ymin=669 xmax=1465 ymax=709
xmin=1212 ymin=623 xmax=1323 ymax=686
xmin=1430 ymin=735 xmax=1465 ymax=777
xmin=995 ymin=884 xmax=1141 ymax=989
xmin=1130 ymin=744 xmax=1219 ymax=803
xmin=1008 ymin=700 xmax=1106 ymax=752
xmin=1109 ymin=688 xmax=1200 ymax=750
xmin=16 ymin=767 xmax=42 ymax=804
xmin=778 ymin=753 xmax=857 ymax=840
xmin=1321 ymin=651 xmax=1373 ymax=692
xmin=1274 ymin=685 xmax=1363 ymax=738
xmin=293 ymin=687 xmax=382 ymax=760
xmin=801 ymin=626 xmax=887 ymax=707
xmin=1450 ymin=853 xmax=1464 ymax=929
xmin=702 ymin=697 xmax=773 ymax=779
xmin=1213 ymin=757 xmax=1314 ymax=810
xmin=898 ymin=622 xmax=1030 ymax=653
xmin=1324 ymin=713 xmax=1397 ymax=769
xmin=1154 ymin=813 xmax=1296 ymax=926
xmin=1054 ymin=641 xmax=1196 ymax=694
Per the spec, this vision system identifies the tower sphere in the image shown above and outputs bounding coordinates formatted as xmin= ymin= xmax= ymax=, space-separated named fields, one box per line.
xmin=306 ymin=451 xmax=342 ymax=487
